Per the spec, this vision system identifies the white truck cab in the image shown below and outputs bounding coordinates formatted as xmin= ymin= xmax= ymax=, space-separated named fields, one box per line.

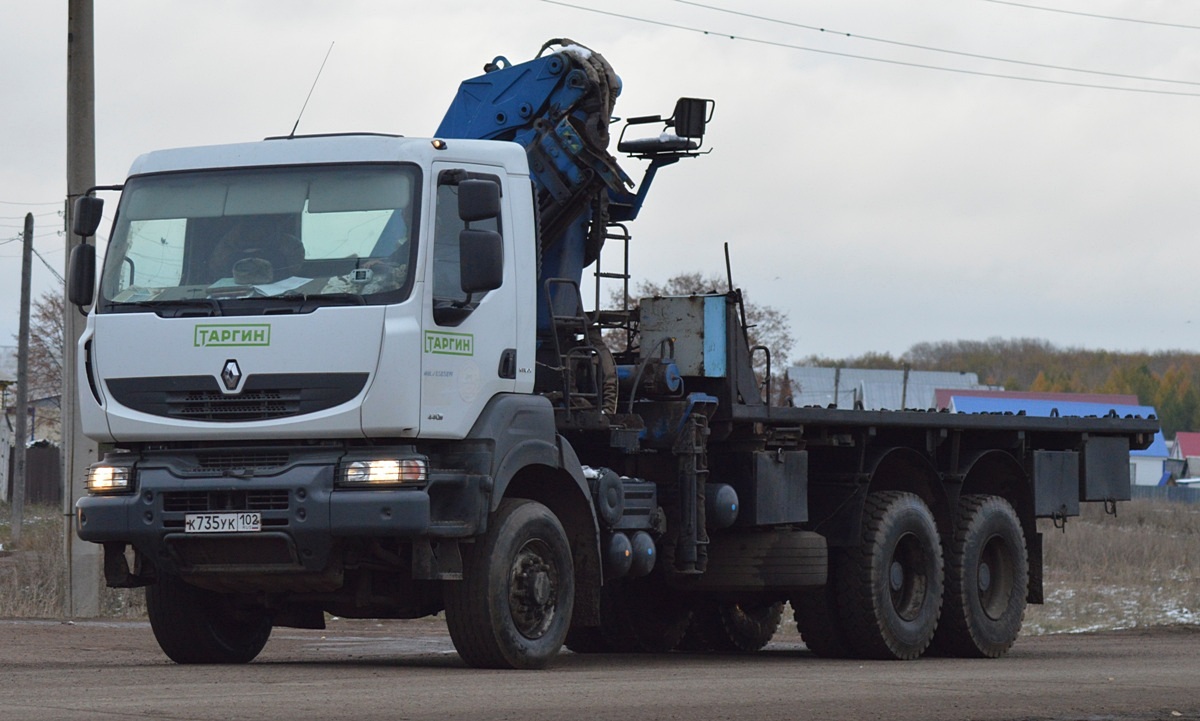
xmin=77 ymin=134 xmax=536 ymax=443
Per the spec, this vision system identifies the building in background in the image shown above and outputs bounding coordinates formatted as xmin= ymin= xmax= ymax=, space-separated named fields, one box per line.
xmin=788 ymin=366 xmax=996 ymax=410
xmin=1168 ymin=431 xmax=1200 ymax=481
xmin=933 ymin=388 xmax=1140 ymax=411
xmin=1 ymin=346 xmax=14 ymax=503
xmin=0 ymin=344 xmax=62 ymax=447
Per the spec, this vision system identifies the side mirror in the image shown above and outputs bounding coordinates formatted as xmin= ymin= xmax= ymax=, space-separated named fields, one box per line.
xmin=68 ymin=242 xmax=96 ymax=306
xmin=671 ymin=98 xmax=714 ymax=139
xmin=459 ymin=229 xmax=503 ymax=293
xmin=458 ymin=179 xmax=501 ymax=222
xmin=73 ymin=195 xmax=105 ymax=238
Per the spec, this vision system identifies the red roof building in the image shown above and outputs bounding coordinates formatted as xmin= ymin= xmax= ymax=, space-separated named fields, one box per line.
xmin=1171 ymin=431 xmax=1200 ymax=460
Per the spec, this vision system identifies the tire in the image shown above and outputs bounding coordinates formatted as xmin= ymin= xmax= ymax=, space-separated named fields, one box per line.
xmin=444 ymin=499 xmax=574 ymax=669
xmin=564 ymin=625 xmax=611 ymax=654
xmin=594 ymin=581 xmax=642 ymax=652
xmin=792 ymin=550 xmax=852 ymax=659
xmin=600 ymin=575 xmax=692 ymax=653
xmin=685 ymin=600 xmax=782 ymax=653
xmin=677 ymin=608 xmax=717 ymax=653
xmin=145 ymin=573 xmax=271 ymax=664
xmin=838 ymin=491 xmax=944 ymax=660
xmin=930 ymin=495 xmax=1028 ymax=658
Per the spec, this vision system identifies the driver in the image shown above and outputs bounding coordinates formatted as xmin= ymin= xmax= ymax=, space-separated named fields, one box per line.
xmin=208 ymin=215 xmax=304 ymax=284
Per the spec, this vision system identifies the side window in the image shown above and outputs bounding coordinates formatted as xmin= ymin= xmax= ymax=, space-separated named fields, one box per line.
xmin=432 ymin=173 xmax=501 ymax=324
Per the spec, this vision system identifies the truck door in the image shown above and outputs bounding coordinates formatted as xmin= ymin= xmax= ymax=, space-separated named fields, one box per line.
xmin=419 ymin=164 xmax=518 ymax=438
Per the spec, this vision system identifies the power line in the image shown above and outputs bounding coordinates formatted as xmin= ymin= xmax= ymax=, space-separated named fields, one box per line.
xmin=541 ymin=1 xmax=1200 ymax=97
xmin=31 ymin=247 xmax=65 ymax=285
xmin=1 ymin=231 xmax=64 ymax=248
xmin=678 ymin=0 xmax=1200 ymax=88
xmin=0 ymin=211 xmax=60 ymax=220
xmin=981 ymin=0 xmax=1200 ymax=31
xmin=0 ymin=222 xmax=61 ymax=230
xmin=0 ymin=199 xmax=60 ymax=207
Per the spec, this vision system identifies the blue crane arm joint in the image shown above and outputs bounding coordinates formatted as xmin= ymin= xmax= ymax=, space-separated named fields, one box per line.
xmin=435 ymin=41 xmax=632 ymax=335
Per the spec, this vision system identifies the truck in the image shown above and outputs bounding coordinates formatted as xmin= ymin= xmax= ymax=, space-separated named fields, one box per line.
xmin=68 ymin=40 xmax=1158 ymax=669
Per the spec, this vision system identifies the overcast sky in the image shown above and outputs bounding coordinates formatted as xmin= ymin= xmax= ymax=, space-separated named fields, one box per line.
xmin=3 ymin=1 xmax=1200 ymax=363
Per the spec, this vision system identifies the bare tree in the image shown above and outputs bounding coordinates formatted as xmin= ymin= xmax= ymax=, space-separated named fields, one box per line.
xmin=9 ymin=291 xmax=64 ymax=440
xmin=26 ymin=291 xmax=64 ymax=400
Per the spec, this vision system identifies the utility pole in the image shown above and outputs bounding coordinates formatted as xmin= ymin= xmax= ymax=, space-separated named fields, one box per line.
xmin=64 ymin=0 xmax=101 ymax=617
xmin=11 ymin=215 xmax=33 ymax=546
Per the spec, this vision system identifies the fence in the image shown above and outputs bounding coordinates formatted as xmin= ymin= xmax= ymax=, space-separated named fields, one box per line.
xmin=1131 ymin=484 xmax=1200 ymax=504
xmin=4 ymin=443 xmax=62 ymax=506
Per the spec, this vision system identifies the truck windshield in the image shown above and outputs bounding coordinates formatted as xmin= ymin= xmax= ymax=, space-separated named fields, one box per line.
xmin=98 ymin=164 xmax=420 ymax=312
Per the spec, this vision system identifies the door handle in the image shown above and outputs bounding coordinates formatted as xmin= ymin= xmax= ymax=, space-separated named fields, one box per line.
xmin=498 ymin=348 xmax=517 ymax=379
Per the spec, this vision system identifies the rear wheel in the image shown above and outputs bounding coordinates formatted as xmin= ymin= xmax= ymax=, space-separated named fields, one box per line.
xmin=685 ymin=599 xmax=783 ymax=653
xmin=564 ymin=625 xmax=610 ymax=654
xmin=444 ymin=499 xmax=574 ymax=669
xmin=146 ymin=573 xmax=272 ymax=664
xmin=931 ymin=495 xmax=1028 ymax=658
xmin=792 ymin=549 xmax=852 ymax=658
xmin=839 ymin=491 xmax=943 ymax=660
xmin=603 ymin=575 xmax=692 ymax=653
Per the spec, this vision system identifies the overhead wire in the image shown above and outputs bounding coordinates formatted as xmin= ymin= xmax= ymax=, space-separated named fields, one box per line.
xmin=540 ymin=1 xmax=1200 ymax=97
xmin=0 ymin=199 xmax=61 ymax=207
xmin=980 ymin=0 xmax=1200 ymax=31
xmin=0 ymin=211 xmax=60 ymax=220
xmin=677 ymin=0 xmax=1200 ymax=88
xmin=31 ymin=248 xmax=65 ymax=285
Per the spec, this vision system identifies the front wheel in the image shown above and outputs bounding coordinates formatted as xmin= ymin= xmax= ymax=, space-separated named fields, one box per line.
xmin=444 ymin=499 xmax=574 ymax=669
xmin=145 ymin=573 xmax=272 ymax=664
xmin=930 ymin=495 xmax=1028 ymax=658
xmin=839 ymin=491 xmax=944 ymax=660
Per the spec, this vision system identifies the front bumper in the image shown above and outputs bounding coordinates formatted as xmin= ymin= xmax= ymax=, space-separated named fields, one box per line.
xmin=76 ymin=454 xmax=481 ymax=579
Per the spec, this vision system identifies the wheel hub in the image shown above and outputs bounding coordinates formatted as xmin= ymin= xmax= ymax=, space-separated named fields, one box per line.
xmin=531 ymin=570 xmax=552 ymax=606
xmin=978 ymin=562 xmax=992 ymax=593
xmin=978 ymin=534 xmax=1014 ymax=621
xmin=889 ymin=532 xmax=929 ymax=623
xmin=508 ymin=541 xmax=558 ymax=640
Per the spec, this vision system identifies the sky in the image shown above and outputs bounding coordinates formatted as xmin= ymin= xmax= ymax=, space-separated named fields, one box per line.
xmin=3 ymin=0 xmax=1200 ymax=365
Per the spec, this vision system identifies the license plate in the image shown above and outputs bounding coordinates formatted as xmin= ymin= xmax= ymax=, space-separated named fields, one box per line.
xmin=184 ymin=512 xmax=262 ymax=533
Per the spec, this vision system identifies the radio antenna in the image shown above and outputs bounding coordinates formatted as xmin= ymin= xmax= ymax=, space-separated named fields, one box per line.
xmin=724 ymin=241 xmax=734 ymax=293
xmin=289 ymin=42 xmax=335 ymax=138
xmin=725 ymin=241 xmax=752 ymax=347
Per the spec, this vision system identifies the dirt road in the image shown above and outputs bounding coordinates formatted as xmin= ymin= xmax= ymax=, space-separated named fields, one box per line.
xmin=0 ymin=618 xmax=1195 ymax=721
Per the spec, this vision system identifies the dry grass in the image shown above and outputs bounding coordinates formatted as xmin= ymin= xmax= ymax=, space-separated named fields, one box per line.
xmin=2 ymin=500 xmax=1197 ymax=630
xmin=0 ymin=503 xmax=144 ymax=618
xmin=1023 ymin=499 xmax=1200 ymax=635
xmin=0 ymin=504 xmax=65 ymax=617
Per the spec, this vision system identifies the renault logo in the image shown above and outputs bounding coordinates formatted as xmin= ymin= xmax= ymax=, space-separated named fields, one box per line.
xmin=221 ymin=359 xmax=243 ymax=391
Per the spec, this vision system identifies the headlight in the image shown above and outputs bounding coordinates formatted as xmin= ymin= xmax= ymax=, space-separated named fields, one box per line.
xmin=338 ymin=458 xmax=427 ymax=487
xmin=86 ymin=465 xmax=133 ymax=494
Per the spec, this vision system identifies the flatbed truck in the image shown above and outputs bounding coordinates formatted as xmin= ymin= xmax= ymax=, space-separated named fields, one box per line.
xmin=68 ymin=40 xmax=1158 ymax=668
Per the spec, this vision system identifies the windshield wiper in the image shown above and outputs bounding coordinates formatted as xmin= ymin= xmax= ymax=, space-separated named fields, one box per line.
xmin=274 ymin=291 xmax=366 ymax=309
xmin=108 ymin=298 xmax=223 ymax=317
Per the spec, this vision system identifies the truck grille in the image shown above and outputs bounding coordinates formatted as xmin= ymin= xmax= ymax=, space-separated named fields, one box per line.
xmin=106 ymin=373 xmax=368 ymax=422
xmin=171 ymin=389 xmax=300 ymax=421
xmin=163 ymin=489 xmax=290 ymax=513
xmin=190 ymin=452 xmax=291 ymax=473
